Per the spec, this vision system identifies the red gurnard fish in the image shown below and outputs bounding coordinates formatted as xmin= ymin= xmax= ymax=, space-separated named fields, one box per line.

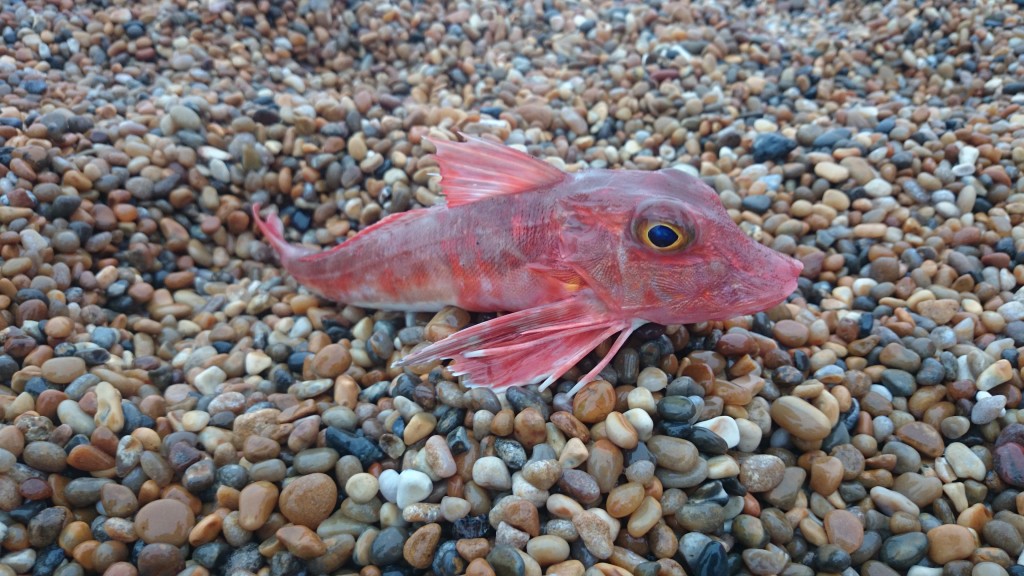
xmin=253 ymin=134 xmax=803 ymax=396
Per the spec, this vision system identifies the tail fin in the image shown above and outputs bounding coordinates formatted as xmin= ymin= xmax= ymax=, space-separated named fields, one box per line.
xmin=252 ymin=203 xmax=317 ymax=261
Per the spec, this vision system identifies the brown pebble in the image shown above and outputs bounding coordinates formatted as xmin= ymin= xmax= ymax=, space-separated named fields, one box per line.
xmin=238 ymin=481 xmax=279 ymax=532
xmin=133 ymin=499 xmax=195 ymax=546
xmin=278 ymin=473 xmax=337 ymax=528
xmin=136 ymin=543 xmax=184 ymax=576
xmin=573 ymin=380 xmax=616 ymax=424
xmin=927 ymin=524 xmax=976 ymax=564
xmin=276 ymin=525 xmax=327 ymax=559
xmin=403 ymin=523 xmax=442 ymax=569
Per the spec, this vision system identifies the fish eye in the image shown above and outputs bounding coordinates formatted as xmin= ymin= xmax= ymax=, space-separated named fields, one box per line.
xmin=640 ymin=221 xmax=689 ymax=251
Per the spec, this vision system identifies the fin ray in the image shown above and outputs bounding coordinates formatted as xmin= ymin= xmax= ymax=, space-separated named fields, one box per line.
xmin=394 ymin=296 xmax=632 ymax=391
xmin=428 ymin=133 xmax=567 ymax=207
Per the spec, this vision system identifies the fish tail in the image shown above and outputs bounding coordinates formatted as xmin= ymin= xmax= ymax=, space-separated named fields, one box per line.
xmin=252 ymin=203 xmax=317 ymax=262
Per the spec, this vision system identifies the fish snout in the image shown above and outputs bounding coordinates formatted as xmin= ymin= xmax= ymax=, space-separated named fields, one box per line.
xmin=717 ymin=243 xmax=803 ymax=315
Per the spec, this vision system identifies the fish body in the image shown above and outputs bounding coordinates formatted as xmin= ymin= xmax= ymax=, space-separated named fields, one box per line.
xmin=254 ymin=134 xmax=803 ymax=395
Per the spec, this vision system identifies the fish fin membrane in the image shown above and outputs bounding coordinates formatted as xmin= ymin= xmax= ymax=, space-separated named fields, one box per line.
xmin=394 ymin=297 xmax=632 ymax=392
xmin=427 ymin=132 xmax=567 ymax=207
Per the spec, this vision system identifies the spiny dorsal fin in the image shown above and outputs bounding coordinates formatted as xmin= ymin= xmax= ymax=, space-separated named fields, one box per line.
xmin=428 ymin=132 xmax=567 ymax=207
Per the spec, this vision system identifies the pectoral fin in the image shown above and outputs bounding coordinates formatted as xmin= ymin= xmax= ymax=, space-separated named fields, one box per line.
xmin=394 ymin=297 xmax=639 ymax=394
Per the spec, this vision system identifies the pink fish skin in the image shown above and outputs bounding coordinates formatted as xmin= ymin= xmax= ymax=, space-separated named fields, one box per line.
xmin=254 ymin=133 xmax=803 ymax=395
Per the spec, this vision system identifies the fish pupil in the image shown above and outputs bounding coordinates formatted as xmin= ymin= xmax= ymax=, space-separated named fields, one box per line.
xmin=647 ymin=224 xmax=679 ymax=248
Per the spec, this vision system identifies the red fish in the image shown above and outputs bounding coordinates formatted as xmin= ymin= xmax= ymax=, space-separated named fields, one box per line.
xmin=253 ymin=134 xmax=803 ymax=396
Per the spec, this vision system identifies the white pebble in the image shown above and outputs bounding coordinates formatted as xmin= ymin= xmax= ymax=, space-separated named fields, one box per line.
xmin=473 ymin=456 xmax=512 ymax=490
xmin=193 ymin=366 xmax=226 ymax=395
xmin=378 ymin=469 xmax=400 ymax=503
xmin=636 ymin=367 xmax=667 ymax=392
xmin=396 ymin=469 xmax=433 ymax=509
xmin=735 ymin=418 xmax=763 ymax=453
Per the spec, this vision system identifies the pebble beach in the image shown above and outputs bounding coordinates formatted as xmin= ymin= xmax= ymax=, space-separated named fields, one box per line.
xmin=1 ymin=0 xmax=1024 ymax=575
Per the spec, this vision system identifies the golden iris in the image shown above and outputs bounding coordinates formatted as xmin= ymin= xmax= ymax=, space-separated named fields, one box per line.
xmin=641 ymin=221 xmax=688 ymax=251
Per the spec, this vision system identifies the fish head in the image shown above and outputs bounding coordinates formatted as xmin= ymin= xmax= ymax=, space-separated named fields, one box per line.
xmin=558 ymin=168 xmax=803 ymax=323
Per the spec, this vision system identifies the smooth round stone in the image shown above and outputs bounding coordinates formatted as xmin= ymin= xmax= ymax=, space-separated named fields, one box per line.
xmin=815 ymin=161 xmax=850 ymax=183
xmin=941 ymin=416 xmax=971 ymax=440
xmin=824 ymin=510 xmax=864 ymax=554
xmin=487 ymin=544 xmax=526 ymax=576
xmin=945 ymin=442 xmax=986 ymax=481
xmin=973 ymin=563 xmax=1009 ymax=576
xmin=763 ymin=467 xmax=806 ymax=509
xmin=742 ymin=546 xmax=788 ymax=575
xmin=972 ymin=395 xmax=1006 ymax=425
xmin=559 ymin=469 xmax=601 ymax=505
xmin=41 ymin=357 xmax=86 ymax=384
xmin=658 ymin=396 xmax=697 ymax=423
xmin=522 ymin=459 xmax=561 ymax=491
xmin=238 ymin=481 xmax=279 ymax=530
xmin=995 ymin=443 xmax=1024 ymax=488
xmin=292 ymin=448 xmax=339 ymax=474
xmin=770 ymin=396 xmax=832 ymax=440
xmin=403 ymin=523 xmax=441 ymax=569
xmin=571 ymin=510 xmax=613 ymax=559
xmin=773 ymin=320 xmax=809 ymax=347
xmin=378 ymin=469 xmax=399 ymax=503
xmin=396 ymin=469 xmax=433 ymax=509
xmin=572 ymin=380 xmax=616 ymax=424
xmin=276 ymin=525 xmax=327 ymax=559
xmin=22 ymin=442 xmax=67 ymax=473
xmin=370 ymin=526 xmax=406 ymax=565
xmin=473 ymin=456 xmax=512 ymax=490
xmin=871 ymin=486 xmax=920 ymax=516
xmin=738 ymin=454 xmax=785 ymax=492
xmin=892 ymin=473 xmax=943 ymax=508
xmin=982 ymin=520 xmax=1023 ymax=557
xmin=133 ymin=499 xmax=195 ymax=546
xmin=816 ymin=543 xmax=852 ymax=572
xmin=345 ymin=473 xmax=379 ymax=504
xmin=880 ymin=532 xmax=928 ymax=569
xmin=647 ymin=436 xmax=699 ymax=472
xmin=637 ymin=367 xmax=668 ymax=392
xmin=606 ymin=482 xmax=645 ymax=518
xmin=526 ymin=535 xmax=570 ymax=565
xmin=424 ymin=435 xmax=457 ymax=478
xmin=675 ymin=502 xmax=724 ymax=533
xmin=136 ymin=543 xmax=184 ymax=576
xmin=927 ymin=524 xmax=976 ymax=564
xmin=279 ymin=473 xmax=337 ymax=527
xmin=293 ymin=378 xmax=333 ymax=399
xmin=311 ymin=344 xmax=351 ymax=378
xmin=895 ymin=422 xmax=944 ymax=458
xmin=732 ymin=514 xmax=767 ymax=548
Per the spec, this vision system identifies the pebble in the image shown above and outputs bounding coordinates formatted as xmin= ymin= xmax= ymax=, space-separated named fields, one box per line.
xmin=927 ymin=525 xmax=977 ymax=564
xmin=0 ymin=2 xmax=1020 ymax=575
xmin=279 ymin=472 xmax=337 ymax=527
xmin=133 ymin=499 xmax=195 ymax=546
xmin=770 ymin=396 xmax=832 ymax=440
xmin=396 ymin=469 xmax=433 ymax=508
xmin=473 ymin=457 xmax=512 ymax=491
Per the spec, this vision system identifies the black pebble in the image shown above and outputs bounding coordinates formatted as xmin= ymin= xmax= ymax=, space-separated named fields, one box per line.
xmin=325 ymin=427 xmax=385 ymax=468
xmin=749 ymin=133 xmax=794 ymax=162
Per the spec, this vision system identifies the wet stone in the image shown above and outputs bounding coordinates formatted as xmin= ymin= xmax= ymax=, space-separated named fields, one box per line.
xmin=880 ymin=532 xmax=928 ymax=569
xmin=487 ymin=544 xmax=526 ymax=576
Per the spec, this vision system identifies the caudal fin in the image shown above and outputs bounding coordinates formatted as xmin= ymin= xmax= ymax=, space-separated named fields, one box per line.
xmin=252 ymin=203 xmax=317 ymax=261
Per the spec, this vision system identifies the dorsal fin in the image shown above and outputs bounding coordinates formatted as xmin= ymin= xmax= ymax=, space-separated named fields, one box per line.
xmin=428 ymin=132 xmax=567 ymax=207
